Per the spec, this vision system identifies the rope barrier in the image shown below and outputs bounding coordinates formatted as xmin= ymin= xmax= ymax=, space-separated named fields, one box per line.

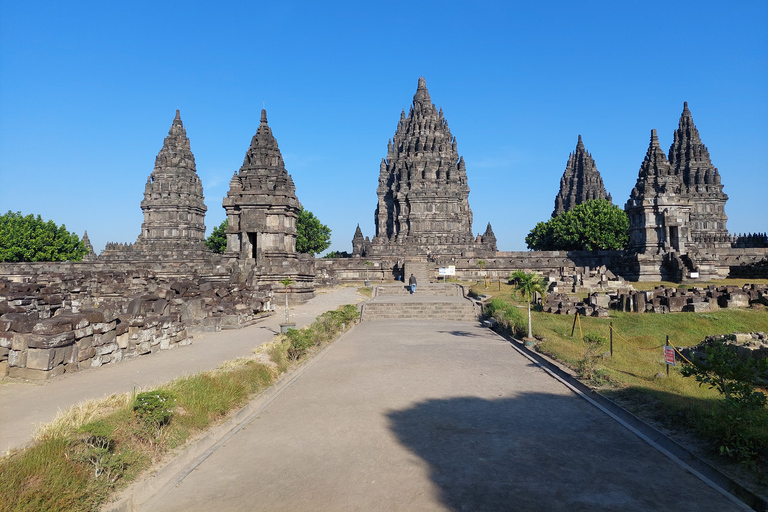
xmin=608 ymin=324 xmax=665 ymax=351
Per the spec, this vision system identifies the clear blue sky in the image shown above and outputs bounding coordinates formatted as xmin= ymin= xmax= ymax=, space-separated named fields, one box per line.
xmin=1 ymin=1 xmax=766 ymax=254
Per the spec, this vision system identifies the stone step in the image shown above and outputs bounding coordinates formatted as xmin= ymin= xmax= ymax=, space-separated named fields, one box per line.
xmin=375 ymin=283 xmax=462 ymax=296
xmin=361 ymin=301 xmax=478 ymax=322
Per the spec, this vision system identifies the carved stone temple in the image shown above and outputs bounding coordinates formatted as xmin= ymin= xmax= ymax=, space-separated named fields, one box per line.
xmin=356 ymin=77 xmax=496 ymax=258
xmin=101 ymin=110 xmax=210 ymax=260
xmin=223 ymin=109 xmax=315 ymax=300
xmin=624 ymin=103 xmax=731 ymax=280
xmin=552 ymin=135 xmax=611 ymax=217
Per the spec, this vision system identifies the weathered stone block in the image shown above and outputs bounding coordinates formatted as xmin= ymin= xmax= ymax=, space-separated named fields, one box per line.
xmin=77 ymin=335 xmax=93 ymax=350
xmin=74 ymin=325 xmax=94 ymax=339
xmin=80 ymin=308 xmax=106 ymax=324
xmin=96 ymin=343 xmax=118 ymax=356
xmin=26 ymin=331 xmax=75 ymax=349
xmin=92 ymin=321 xmax=116 ymax=334
xmin=0 ymin=312 xmax=39 ymax=333
xmin=26 ymin=348 xmax=57 ymax=371
xmin=727 ymin=292 xmax=750 ymax=308
xmin=0 ymin=347 xmax=9 ymax=359
xmin=8 ymin=349 xmax=26 ymax=367
xmin=138 ymin=341 xmax=151 ymax=354
xmin=116 ymin=333 xmax=130 ymax=349
xmin=9 ymin=365 xmax=64 ymax=381
xmin=666 ymin=296 xmax=686 ymax=313
xmin=0 ymin=331 xmax=12 ymax=348
xmin=78 ymin=346 xmax=95 ymax=362
xmin=112 ymin=350 xmax=124 ymax=364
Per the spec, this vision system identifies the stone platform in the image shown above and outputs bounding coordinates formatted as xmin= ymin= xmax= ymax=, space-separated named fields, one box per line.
xmin=360 ymin=284 xmax=479 ymax=322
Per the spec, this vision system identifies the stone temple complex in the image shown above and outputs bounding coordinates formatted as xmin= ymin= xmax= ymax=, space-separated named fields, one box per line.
xmin=1 ymin=82 xmax=767 ymax=382
xmin=552 ymin=135 xmax=611 ymax=217
xmin=357 ymin=77 xmax=496 ymax=258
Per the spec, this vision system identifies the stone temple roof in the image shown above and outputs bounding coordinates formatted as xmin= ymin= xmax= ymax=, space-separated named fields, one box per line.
xmin=552 ymin=134 xmax=611 ymax=217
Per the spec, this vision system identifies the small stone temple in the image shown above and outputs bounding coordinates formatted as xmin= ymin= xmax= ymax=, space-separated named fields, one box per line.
xmin=356 ymin=77 xmax=496 ymax=258
xmin=552 ymin=135 xmax=611 ymax=217
xmin=223 ymin=109 xmax=315 ymax=301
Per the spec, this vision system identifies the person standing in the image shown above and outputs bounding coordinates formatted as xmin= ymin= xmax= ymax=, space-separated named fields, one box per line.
xmin=409 ymin=273 xmax=417 ymax=294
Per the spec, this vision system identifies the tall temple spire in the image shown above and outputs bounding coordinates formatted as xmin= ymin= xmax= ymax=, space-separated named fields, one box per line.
xmin=137 ymin=110 xmax=207 ymax=250
xmin=552 ymin=135 xmax=611 ymax=217
xmin=667 ymin=102 xmax=728 ymax=238
xmin=371 ymin=78 xmax=479 ymax=256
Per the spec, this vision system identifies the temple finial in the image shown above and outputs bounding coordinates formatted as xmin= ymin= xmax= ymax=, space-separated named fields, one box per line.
xmin=261 ymin=109 xmax=268 ymax=123
xmin=174 ymin=109 xmax=181 ymax=120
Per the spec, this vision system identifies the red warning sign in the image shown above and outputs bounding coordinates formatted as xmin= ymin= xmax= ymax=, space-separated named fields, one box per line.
xmin=664 ymin=345 xmax=676 ymax=366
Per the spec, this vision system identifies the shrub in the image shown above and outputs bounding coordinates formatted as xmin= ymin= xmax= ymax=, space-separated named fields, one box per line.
xmin=286 ymin=328 xmax=316 ymax=361
xmin=577 ymin=333 xmax=608 ymax=384
xmin=133 ymin=390 xmax=175 ymax=427
xmin=681 ymin=340 xmax=768 ymax=464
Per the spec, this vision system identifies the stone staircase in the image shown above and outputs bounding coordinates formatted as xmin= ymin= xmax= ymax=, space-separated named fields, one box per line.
xmin=360 ymin=283 xmax=479 ymax=322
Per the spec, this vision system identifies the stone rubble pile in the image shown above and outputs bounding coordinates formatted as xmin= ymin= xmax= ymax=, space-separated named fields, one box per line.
xmin=542 ymin=283 xmax=767 ymax=316
xmin=682 ymin=332 xmax=768 ymax=362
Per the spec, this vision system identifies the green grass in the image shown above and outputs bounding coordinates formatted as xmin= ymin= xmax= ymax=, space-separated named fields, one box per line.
xmin=0 ymin=303 xmax=359 ymax=512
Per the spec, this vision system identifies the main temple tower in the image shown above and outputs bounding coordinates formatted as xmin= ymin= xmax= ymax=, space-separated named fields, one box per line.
xmin=369 ymin=77 xmax=494 ymax=256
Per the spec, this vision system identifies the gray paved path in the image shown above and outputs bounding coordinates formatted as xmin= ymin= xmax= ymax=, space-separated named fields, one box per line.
xmin=0 ymin=286 xmax=366 ymax=454
xmin=145 ymin=320 xmax=742 ymax=512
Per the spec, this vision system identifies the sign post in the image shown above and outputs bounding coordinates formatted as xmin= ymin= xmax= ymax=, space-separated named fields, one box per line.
xmin=438 ymin=265 xmax=455 ymax=283
xmin=663 ymin=335 xmax=675 ymax=377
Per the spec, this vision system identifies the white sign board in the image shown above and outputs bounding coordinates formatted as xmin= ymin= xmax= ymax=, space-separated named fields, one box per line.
xmin=438 ymin=266 xmax=456 ymax=276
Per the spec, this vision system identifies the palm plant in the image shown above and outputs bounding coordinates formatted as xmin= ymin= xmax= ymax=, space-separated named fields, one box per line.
xmin=510 ymin=270 xmax=545 ymax=339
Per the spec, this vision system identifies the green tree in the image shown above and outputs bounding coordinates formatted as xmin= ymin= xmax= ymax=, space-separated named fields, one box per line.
xmin=525 ymin=199 xmax=629 ymax=251
xmin=0 ymin=211 xmax=87 ymax=262
xmin=510 ymin=270 xmax=545 ymax=340
xmin=296 ymin=208 xmax=331 ymax=255
xmin=205 ymin=219 xmax=228 ymax=254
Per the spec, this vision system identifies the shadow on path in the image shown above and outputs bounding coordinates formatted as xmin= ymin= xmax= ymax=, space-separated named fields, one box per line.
xmin=387 ymin=393 xmax=739 ymax=512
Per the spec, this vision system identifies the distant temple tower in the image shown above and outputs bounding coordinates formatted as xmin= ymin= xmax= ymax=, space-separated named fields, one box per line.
xmin=133 ymin=110 xmax=208 ymax=256
xmin=552 ymin=135 xmax=611 ymax=217
xmin=365 ymin=77 xmax=495 ymax=256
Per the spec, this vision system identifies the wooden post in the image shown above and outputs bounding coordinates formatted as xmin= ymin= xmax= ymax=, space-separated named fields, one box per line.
xmin=666 ymin=335 xmax=670 ymax=377
xmin=609 ymin=322 xmax=613 ymax=357
xmin=570 ymin=312 xmax=579 ymax=337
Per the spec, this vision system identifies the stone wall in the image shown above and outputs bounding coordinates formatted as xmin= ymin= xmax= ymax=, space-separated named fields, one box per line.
xmin=0 ymin=261 xmax=273 ymax=380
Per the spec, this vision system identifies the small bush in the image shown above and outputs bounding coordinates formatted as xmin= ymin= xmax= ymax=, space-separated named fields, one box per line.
xmin=133 ymin=390 xmax=175 ymax=427
xmin=578 ymin=333 xmax=607 ymax=384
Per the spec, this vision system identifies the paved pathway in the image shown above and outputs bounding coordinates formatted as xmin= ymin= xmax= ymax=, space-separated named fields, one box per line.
xmin=142 ymin=320 xmax=743 ymax=512
xmin=0 ymin=286 xmax=366 ymax=454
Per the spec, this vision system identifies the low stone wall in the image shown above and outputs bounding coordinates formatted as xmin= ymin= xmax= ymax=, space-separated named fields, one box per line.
xmin=0 ymin=262 xmax=273 ymax=380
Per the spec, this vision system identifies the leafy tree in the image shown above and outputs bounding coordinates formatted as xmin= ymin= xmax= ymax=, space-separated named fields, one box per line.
xmin=510 ymin=270 xmax=545 ymax=340
xmin=525 ymin=199 xmax=629 ymax=251
xmin=296 ymin=208 xmax=331 ymax=255
xmin=0 ymin=211 xmax=87 ymax=262
xmin=205 ymin=219 xmax=228 ymax=254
